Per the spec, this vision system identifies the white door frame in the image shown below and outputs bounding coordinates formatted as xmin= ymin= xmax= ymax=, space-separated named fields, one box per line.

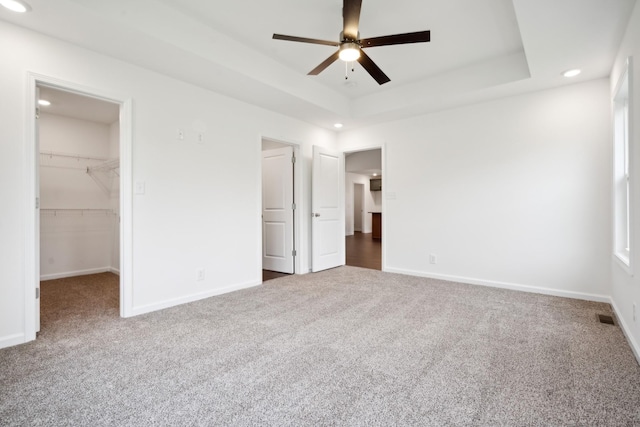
xmin=24 ymin=72 xmax=134 ymax=342
xmin=343 ymin=144 xmax=386 ymax=270
xmin=259 ymin=137 xmax=303 ymax=277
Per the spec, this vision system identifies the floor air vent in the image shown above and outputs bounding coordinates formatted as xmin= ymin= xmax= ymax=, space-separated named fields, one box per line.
xmin=597 ymin=314 xmax=615 ymax=325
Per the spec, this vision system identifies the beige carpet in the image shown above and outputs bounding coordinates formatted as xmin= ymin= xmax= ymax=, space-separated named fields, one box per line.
xmin=1 ymin=267 xmax=640 ymax=426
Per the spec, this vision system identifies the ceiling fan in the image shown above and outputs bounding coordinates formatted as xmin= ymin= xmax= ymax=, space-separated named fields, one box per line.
xmin=272 ymin=0 xmax=431 ymax=85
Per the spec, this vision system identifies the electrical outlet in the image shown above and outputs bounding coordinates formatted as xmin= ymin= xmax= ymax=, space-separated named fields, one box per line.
xmin=196 ymin=268 xmax=205 ymax=281
xmin=197 ymin=132 xmax=204 ymax=144
xmin=429 ymin=254 xmax=437 ymax=264
xmin=177 ymin=128 xmax=185 ymax=141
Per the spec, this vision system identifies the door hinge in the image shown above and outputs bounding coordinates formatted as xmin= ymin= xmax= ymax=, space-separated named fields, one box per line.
xmin=292 ymin=203 xmax=296 ymax=210
xmin=291 ymin=155 xmax=296 ymax=164
xmin=292 ymin=250 xmax=297 ymax=256
xmin=35 ymin=197 xmax=40 ymax=209
xmin=36 ymin=288 xmax=40 ymax=299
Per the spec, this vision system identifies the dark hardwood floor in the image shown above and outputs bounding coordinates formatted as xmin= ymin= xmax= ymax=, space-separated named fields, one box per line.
xmin=346 ymin=232 xmax=381 ymax=270
xmin=263 ymin=232 xmax=381 ymax=280
xmin=262 ymin=270 xmax=290 ymax=282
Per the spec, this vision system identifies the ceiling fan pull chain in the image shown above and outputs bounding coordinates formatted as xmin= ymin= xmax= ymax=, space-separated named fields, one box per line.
xmin=345 ymin=61 xmax=349 ymax=80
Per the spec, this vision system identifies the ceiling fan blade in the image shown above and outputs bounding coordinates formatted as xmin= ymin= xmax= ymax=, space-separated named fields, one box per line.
xmin=357 ymin=50 xmax=391 ymax=85
xmin=343 ymin=0 xmax=362 ymax=40
xmin=360 ymin=30 xmax=431 ymax=48
xmin=308 ymin=51 xmax=341 ymax=75
xmin=273 ymin=34 xmax=340 ymax=47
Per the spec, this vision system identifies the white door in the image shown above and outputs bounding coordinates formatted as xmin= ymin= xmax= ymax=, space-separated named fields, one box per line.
xmin=262 ymin=146 xmax=294 ymax=273
xmin=312 ymin=145 xmax=345 ymax=272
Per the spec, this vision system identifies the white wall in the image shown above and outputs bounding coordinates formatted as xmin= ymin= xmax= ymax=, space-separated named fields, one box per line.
xmin=0 ymin=21 xmax=336 ymax=348
xmin=345 ymin=149 xmax=381 ymax=173
xmin=339 ymin=79 xmax=612 ymax=301
xmin=39 ymin=113 xmax=117 ymax=279
xmin=610 ymin=1 xmax=640 ymax=360
xmin=345 ymin=173 xmax=382 ymax=235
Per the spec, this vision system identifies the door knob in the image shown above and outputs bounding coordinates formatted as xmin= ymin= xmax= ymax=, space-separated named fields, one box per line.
xmin=313 ymin=213 xmax=321 ymax=217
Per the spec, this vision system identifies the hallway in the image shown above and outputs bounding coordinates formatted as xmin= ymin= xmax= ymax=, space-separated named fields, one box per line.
xmin=346 ymin=232 xmax=381 ymax=270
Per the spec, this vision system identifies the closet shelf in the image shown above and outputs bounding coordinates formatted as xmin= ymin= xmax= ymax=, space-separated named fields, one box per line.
xmin=87 ymin=158 xmax=120 ymax=176
xmin=86 ymin=158 xmax=119 ymax=195
xmin=40 ymin=208 xmax=116 ymax=216
xmin=39 ymin=151 xmax=109 ymax=162
xmin=39 ymin=151 xmax=119 ymax=196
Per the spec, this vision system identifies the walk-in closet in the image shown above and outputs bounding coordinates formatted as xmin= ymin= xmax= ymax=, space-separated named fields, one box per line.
xmin=38 ymin=87 xmax=120 ymax=283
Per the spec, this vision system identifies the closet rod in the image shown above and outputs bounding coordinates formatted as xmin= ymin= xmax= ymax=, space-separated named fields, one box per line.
xmin=39 ymin=151 xmax=108 ymax=162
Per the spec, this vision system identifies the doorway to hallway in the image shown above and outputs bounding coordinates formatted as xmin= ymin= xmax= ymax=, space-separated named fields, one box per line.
xmin=344 ymin=147 xmax=383 ymax=271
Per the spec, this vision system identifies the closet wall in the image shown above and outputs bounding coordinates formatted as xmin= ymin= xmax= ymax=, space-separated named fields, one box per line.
xmin=39 ymin=112 xmax=119 ymax=280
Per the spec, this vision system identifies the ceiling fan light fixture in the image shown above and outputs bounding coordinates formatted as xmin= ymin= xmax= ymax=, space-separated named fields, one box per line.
xmin=339 ymin=43 xmax=361 ymax=62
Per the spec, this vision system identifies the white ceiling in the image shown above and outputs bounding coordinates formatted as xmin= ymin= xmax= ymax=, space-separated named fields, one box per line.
xmin=38 ymin=86 xmax=119 ymax=124
xmin=2 ymin=0 xmax=636 ymax=130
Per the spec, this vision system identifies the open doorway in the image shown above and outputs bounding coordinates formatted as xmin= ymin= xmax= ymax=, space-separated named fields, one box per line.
xmin=345 ymin=148 xmax=382 ymax=270
xmin=36 ymin=86 xmax=121 ymax=332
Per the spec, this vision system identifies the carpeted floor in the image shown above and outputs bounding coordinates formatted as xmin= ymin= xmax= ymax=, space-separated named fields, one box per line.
xmin=1 ymin=267 xmax=640 ymax=426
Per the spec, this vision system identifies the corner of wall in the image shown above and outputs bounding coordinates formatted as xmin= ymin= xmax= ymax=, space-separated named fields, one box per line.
xmin=611 ymin=298 xmax=640 ymax=365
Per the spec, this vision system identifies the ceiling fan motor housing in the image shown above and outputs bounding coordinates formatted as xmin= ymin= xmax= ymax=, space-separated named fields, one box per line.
xmin=339 ymin=31 xmax=360 ymax=44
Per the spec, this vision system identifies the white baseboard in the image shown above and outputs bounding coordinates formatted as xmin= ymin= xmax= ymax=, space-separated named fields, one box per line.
xmin=383 ymin=267 xmax=611 ymax=303
xmin=109 ymin=267 xmax=120 ymax=276
xmin=610 ymin=299 xmax=640 ymax=366
xmin=0 ymin=333 xmax=26 ymax=350
xmin=130 ymin=279 xmax=261 ymax=317
xmin=40 ymin=267 xmax=116 ymax=281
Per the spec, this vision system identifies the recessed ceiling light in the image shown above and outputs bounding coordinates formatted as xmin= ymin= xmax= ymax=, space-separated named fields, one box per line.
xmin=334 ymin=123 xmax=343 ymax=129
xmin=563 ymin=69 xmax=581 ymax=78
xmin=38 ymin=99 xmax=51 ymax=106
xmin=0 ymin=0 xmax=31 ymax=13
xmin=372 ymin=173 xmax=378 ymax=177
